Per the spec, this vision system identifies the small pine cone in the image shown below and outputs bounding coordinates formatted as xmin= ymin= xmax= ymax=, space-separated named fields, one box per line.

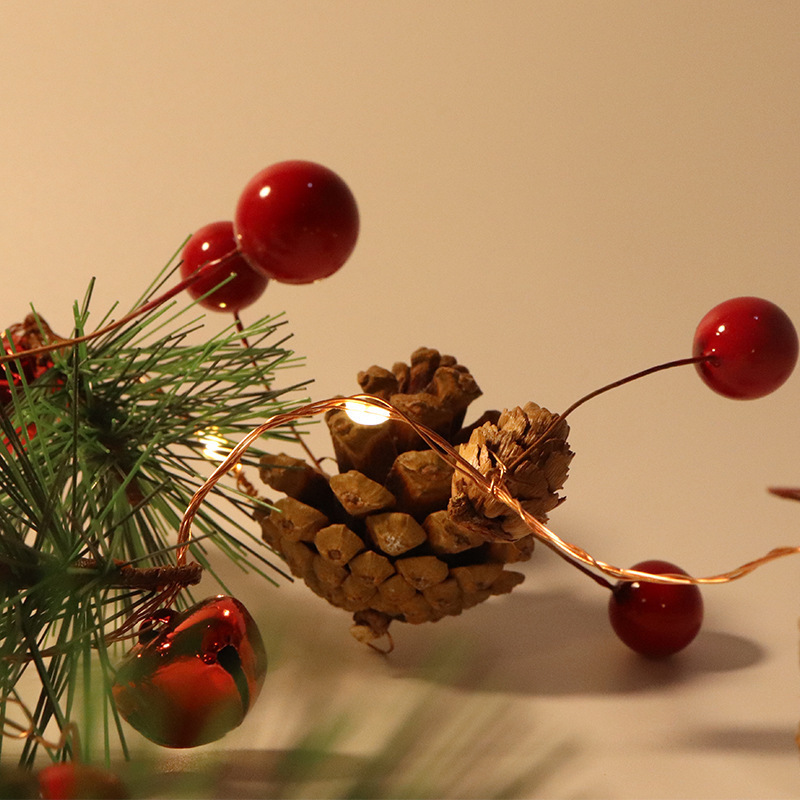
xmin=256 ymin=348 xmax=570 ymax=644
xmin=1 ymin=314 xmax=61 ymax=404
xmin=448 ymin=402 xmax=573 ymax=540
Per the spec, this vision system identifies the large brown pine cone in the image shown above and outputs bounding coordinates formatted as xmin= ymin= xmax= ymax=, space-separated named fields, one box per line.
xmin=255 ymin=347 xmax=572 ymax=643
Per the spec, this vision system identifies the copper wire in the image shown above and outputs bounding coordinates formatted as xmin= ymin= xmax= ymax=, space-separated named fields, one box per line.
xmin=175 ymin=393 xmax=800 ymax=588
xmin=1 ymin=692 xmax=81 ymax=754
xmin=0 ymin=250 xmax=233 ymax=367
xmin=5 ymin=263 xmax=785 ymax=589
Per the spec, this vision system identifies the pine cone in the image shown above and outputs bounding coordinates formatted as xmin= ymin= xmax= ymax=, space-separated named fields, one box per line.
xmin=255 ymin=347 xmax=571 ymax=644
xmin=448 ymin=402 xmax=573 ymax=540
xmin=1 ymin=314 xmax=59 ymax=405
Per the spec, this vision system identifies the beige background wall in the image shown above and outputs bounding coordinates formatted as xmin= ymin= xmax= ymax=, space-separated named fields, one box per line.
xmin=1 ymin=2 xmax=798 ymax=796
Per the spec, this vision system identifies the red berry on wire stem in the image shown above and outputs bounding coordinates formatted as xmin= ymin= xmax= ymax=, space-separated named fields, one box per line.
xmin=608 ymin=559 xmax=703 ymax=658
xmin=692 ymin=296 xmax=798 ymax=399
xmin=38 ymin=762 xmax=128 ymax=799
xmin=180 ymin=221 xmax=268 ymax=312
xmin=234 ymin=160 xmax=359 ymax=284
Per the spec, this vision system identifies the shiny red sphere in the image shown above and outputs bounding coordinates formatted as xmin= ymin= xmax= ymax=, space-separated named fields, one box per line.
xmin=693 ymin=296 xmax=798 ymax=399
xmin=608 ymin=559 xmax=703 ymax=658
xmin=112 ymin=595 xmax=267 ymax=748
xmin=38 ymin=763 xmax=128 ymax=800
xmin=234 ymin=160 xmax=359 ymax=284
xmin=180 ymin=221 xmax=268 ymax=312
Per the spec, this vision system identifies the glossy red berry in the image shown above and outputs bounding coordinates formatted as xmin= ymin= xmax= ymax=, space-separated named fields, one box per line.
xmin=234 ymin=160 xmax=359 ymax=284
xmin=692 ymin=296 xmax=798 ymax=399
xmin=180 ymin=221 xmax=268 ymax=312
xmin=608 ymin=560 xmax=703 ymax=658
xmin=112 ymin=595 xmax=267 ymax=748
xmin=38 ymin=762 xmax=128 ymax=799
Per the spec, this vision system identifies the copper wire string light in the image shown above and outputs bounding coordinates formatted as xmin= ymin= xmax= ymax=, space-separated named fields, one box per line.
xmin=1 ymin=692 xmax=80 ymax=754
xmin=1 ymin=269 xmax=796 ymax=611
xmin=176 ymin=393 xmax=800 ymax=590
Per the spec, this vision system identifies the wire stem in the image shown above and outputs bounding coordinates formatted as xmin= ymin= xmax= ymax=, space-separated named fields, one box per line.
xmin=0 ymin=252 xmax=239 ymax=367
xmin=173 ymin=393 xmax=800 ymax=589
xmin=507 ymin=355 xmax=710 ymax=473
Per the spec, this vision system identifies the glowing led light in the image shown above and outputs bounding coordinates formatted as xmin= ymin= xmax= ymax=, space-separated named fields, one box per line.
xmin=344 ymin=399 xmax=391 ymax=426
xmin=198 ymin=426 xmax=230 ymax=462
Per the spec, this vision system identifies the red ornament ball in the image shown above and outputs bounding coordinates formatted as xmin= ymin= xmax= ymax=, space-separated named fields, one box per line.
xmin=38 ymin=763 xmax=128 ymax=800
xmin=112 ymin=595 xmax=267 ymax=748
xmin=608 ymin=559 xmax=703 ymax=658
xmin=180 ymin=221 xmax=268 ymax=312
xmin=692 ymin=296 xmax=798 ymax=399
xmin=234 ymin=160 xmax=359 ymax=284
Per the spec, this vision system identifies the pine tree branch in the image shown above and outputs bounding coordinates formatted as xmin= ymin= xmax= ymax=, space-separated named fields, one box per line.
xmin=0 ymin=262 xmax=310 ymax=765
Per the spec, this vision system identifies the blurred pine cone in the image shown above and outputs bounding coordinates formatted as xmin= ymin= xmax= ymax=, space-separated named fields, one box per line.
xmin=255 ymin=347 xmax=572 ymax=644
xmin=1 ymin=314 xmax=59 ymax=405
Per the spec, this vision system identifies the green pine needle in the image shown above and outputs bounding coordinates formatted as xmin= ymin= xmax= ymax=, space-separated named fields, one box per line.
xmin=0 ymin=267 xmax=310 ymax=765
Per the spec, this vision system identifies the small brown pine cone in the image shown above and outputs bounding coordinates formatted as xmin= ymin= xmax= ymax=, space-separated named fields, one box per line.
xmin=448 ymin=402 xmax=573 ymax=540
xmin=256 ymin=348 xmax=572 ymax=644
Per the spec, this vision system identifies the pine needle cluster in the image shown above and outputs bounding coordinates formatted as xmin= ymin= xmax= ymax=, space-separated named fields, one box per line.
xmin=0 ymin=262 xmax=308 ymax=767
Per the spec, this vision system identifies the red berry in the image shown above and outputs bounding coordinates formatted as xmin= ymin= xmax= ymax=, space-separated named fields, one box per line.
xmin=692 ymin=296 xmax=798 ymax=399
xmin=38 ymin=762 xmax=128 ymax=799
xmin=234 ymin=160 xmax=359 ymax=284
xmin=180 ymin=221 xmax=268 ymax=312
xmin=608 ymin=559 xmax=703 ymax=658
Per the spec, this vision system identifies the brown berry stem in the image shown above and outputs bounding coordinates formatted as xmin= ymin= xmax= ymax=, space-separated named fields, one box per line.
xmin=559 ymin=554 xmax=615 ymax=590
xmin=507 ymin=354 xmax=711 ymax=473
xmin=0 ymin=256 xmax=231 ymax=367
xmin=768 ymin=487 xmax=800 ymax=501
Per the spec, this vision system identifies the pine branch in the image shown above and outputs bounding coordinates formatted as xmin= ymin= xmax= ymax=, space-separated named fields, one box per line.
xmin=0 ymin=266 xmax=309 ymax=765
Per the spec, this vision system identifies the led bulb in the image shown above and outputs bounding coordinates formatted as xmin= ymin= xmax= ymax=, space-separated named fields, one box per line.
xmin=344 ymin=399 xmax=390 ymax=426
xmin=198 ymin=426 xmax=230 ymax=461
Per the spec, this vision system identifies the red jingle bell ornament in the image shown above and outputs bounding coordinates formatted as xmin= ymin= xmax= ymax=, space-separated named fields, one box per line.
xmin=112 ymin=595 xmax=267 ymax=748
